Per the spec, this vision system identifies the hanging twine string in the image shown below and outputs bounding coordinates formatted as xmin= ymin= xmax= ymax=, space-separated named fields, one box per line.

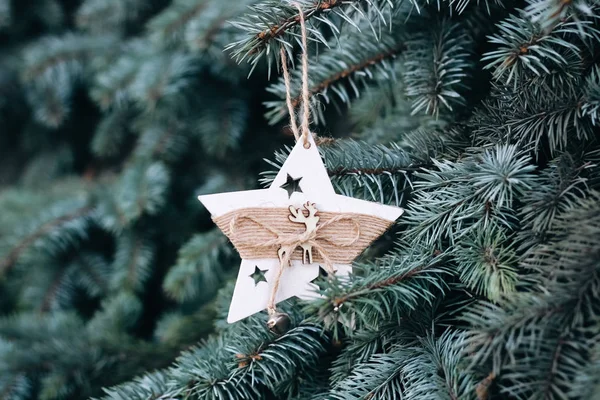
xmin=280 ymin=2 xmax=312 ymax=149
xmin=265 ymin=2 xmax=316 ymax=315
xmin=280 ymin=47 xmax=299 ymax=142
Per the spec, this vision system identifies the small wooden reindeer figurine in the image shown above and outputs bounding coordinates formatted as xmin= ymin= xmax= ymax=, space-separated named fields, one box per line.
xmin=278 ymin=202 xmax=320 ymax=264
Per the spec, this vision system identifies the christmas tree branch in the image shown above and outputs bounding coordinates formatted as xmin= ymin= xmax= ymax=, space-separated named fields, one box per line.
xmin=262 ymin=139 xmax=417 ymax=205
xmin=464 ymin=194 xmax=600 ymax=396
xmin=147 ymin=0 xmax=209 ymax=44
xmin=0 ymin=205 xmax=93 ymax=275
xmin=21 ymin=34 xmax=116 ymax=126
xmin=265 ymin=16 xmax=404 ymax=125
xmin=227 ymin=0 xmax=393 ymax=65
xmin=163 ymin=230 xmax=234 ymax=303
xmin=403 ymin=19 xmax=473 ymax=117
xmin=305 ymin=249 xmax=449 ymax=335
xmin=291 ymin=48 xmax=400 ymax=109
xmin=482 ymin=11 xmax=596 ymax=86
xmin=132 ymin=119 xmax=187 ymax=163
xmin=75 ymin=0 xmax=148 ymax=33
xmin=525 ymin=0 xmax=600 ymax=34
xmin=518 ymin=153 xmax=595 ymax=250
xmin=164 ymin=318 xmax=327 ymax=399
xmin=108 ymin=231 xmax=155 ymax=292
xmin=473 ymin=72 xmax=598 ymax=154
xmin=331 ymin=259 xmax=441 ymax=307
xmin=22 ymin=34 xmax=115 ymax=81
xmin=407 ymin=145 xmax=536 ymax=246
xmin=91 ymin=41 xmax=149 ymax=110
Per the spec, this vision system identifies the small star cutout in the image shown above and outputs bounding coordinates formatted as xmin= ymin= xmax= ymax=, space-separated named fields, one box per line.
xmin=250 ymin=266 xmax=268 ymax=286
xmin=311 ymin=266 xmax=334 ymax=289
xmin=280 ymin=174 xmax=303 ymax=198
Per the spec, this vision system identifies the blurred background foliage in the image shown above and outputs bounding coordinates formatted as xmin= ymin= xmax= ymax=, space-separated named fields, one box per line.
xmin=0 ymin=0 xmax=284 ymax=397
xmin=0 ymin=0 xmax=599 ymax=399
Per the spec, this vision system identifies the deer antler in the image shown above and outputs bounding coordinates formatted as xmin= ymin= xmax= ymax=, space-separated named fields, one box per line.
xmin=284 ymin=202 xmax=321 ymax=264
xmin=288 ymin=205 xmax=306 ymax=223
xmin=304 ymin=202 xmax=318 ymax=217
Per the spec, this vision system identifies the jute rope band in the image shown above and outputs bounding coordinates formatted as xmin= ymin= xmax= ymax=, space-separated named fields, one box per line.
xmin=213 ymin=208 xmax=393 ymax=265
xmin=213 ymin=205 xmax=394 ymax=316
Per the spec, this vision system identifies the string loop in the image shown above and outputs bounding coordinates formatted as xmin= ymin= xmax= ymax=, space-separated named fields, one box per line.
xmin=280 ymin=2 xmax=312 ymax=149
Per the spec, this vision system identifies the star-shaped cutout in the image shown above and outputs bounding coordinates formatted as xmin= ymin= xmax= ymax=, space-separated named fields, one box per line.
xmin=198 ymin=135 xmax=404 ymax=323
xmin=250 ymin=266 xmax=268 ymax=286
xmin=280 ymin=173 xmax=303 ymax=198
xmin=310 ymin=266 xmax=333 ymax=290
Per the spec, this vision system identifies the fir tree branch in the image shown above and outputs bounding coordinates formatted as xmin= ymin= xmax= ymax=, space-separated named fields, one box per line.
xmin=328 ymin=348 xmax=408 ymax=399
xmin=21 ymin=34 xmax=116 ymax=127
xmin=227 ymin=0 xmax=393 ymax=66
xmin=265 ymin=16 xmax=404 ymax=125
xmin=472 ymin=72 xmax=598 ymax=154
xmin=92 ymin=107 xmax=134 ymax=159
xmin=91 ymin=40 xmax=150 ymax=110
xmin=291 ymin=49 xmax=400 ymax=110
xmin=162 ymin=316 xmax=327 ymax=399
xmin=129 ymin=52 xmax=200 ymax=111
xmin=94 ymin=371 xmax=168 ymax=400
xmin=525 ymin=0 xmax=600 ymax=34
xmin=162 ymin=229 xmax=235 ymax=303
xmin=406 ymin=145 xmax=536 ymax=246
xmin=0 ymin=206 xmax=93 ymax=275
xmin=454 ymin=225 xmax=519 ymax=303
xmin=582 ymin=64 xmax=600 ymax=125
xmin=517 ymin=153 xmax=594 ymax=250
xmin=482 ymin=11 xmax=596 ymax=86
xmin=262 ymin=139 xmax=418 ymax=205
xmin=569 ymin=339 xmax=600 ymax=398
xmin=403 ymin=19 xmax=473 ymax=117
xmin=39 ymin=272 xmax=65 ymax=313
xmin=74 ymin=253 xmax=110 ymax=298
xmin=332 ymin=257 xmax=443 ymax=307
xmin=329 ymin=322 xmax=407 ymax=383
xmin=130 ymin=116 xmax=189 ymax=164
xmin=305 ymin=248 xmax=449 ymax=336
xmin=75 ymin=0 xmax=147 ymax=34
xmin=110 ymin=231 xmax=154 ymax=293
xmin=464 ymin=194 xmax=600 ymax=397
xmin=147 ymin=0 xmax=209 ymax=44
xmin=22 ymin=34 xmax=115 ymax=81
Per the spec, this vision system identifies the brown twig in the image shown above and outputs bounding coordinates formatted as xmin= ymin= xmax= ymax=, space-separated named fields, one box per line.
xmin=254 ymin=0 xmax=343 ymax=49
xmin=289 ymin=47 xmax=404 ymax=109
xmin=328 ymin=164 xmax=429 ymax=177
xmin=332 ymin=257 xmax=444 ymax=307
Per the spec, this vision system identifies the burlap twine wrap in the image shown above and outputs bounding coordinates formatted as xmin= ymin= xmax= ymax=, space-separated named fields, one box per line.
xmin=212 ymin=207 xmax=393 ymax=267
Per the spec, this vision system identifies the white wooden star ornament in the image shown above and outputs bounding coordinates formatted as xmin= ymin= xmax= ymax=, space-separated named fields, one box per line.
xmin=198 ymin=135 xmax=404 ymax=324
